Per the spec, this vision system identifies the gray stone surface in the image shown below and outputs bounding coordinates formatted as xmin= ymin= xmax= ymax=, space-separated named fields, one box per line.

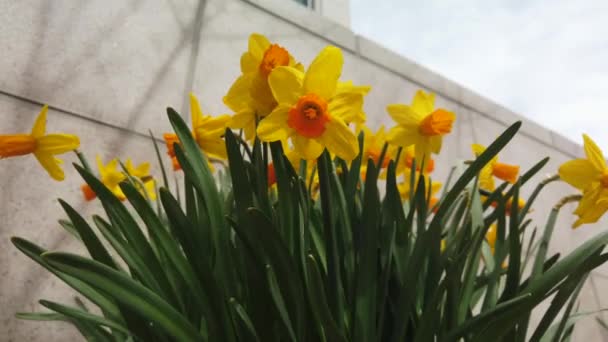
xmin=0 ymin=0 xmax=200 ymax=136
xmin=1 ymin=0 xmax=605 ymax=340
xmin=0 ymin=94 xmax=169 ymax=341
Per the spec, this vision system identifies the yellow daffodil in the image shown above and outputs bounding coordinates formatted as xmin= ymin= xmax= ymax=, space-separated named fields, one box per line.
xmin=397 ymin=168 xmax=441 ymax=205
xmin=0 ymin=105 xmax=79 ymax=181
xmin=225 ymin=33 xmax=304 ymax=140
xmin=398 ymin=145 xmax=435 ymax=175
xmin=486 ymin=224 xmax=497 ymax=254
xmin=81 ymin=156 xmax=126 ymax=201
xmin=387 ymin=90 xmax=456 ymax=162
xmin=164 ymin=93 xmax=230 ymax=170
xmin=82 ymin=157 xmax=157 ymax=201
xmin=257 ymin=46 xmax=368 ymax=161
xmin=125 ymin=159 xmax=156 ymax=200
xmin=472 ymin=143 xmax=520 ymax=191
xmin=361 ymin=125 xmax=393 ymax=168
xmin=484 ymin=224 xmax=508 ymax=268
xmin=559 ymin=134 xmax=608 ymax=228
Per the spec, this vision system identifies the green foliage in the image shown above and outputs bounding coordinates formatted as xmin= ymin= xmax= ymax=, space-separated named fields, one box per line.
xmin=12 ymin=110 xmax=608 ymax=341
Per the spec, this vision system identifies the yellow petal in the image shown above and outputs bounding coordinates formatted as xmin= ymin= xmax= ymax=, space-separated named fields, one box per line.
xmin=199 ymin=138 xmax=228 ymax=159
xmin=144 ymin=180 xmax=157 ymax=201
xmin=386 ymin=103 xmax=423 ymax=126
xmin=573 ymin=185 xmax=601 ymax=216
xmin=386 ymin=125 xmax=420 ymax=148
xmin=583 ymin=134 xmax=606 ymax=172
xmin=257 ymin=105 xmax=291 ymax=142
xmin=336 ymin=81 xmax=371 ymax=96
xmin=303 ymin=46 xmax=343 ymax=99
xmin=479 ymin=164 xmax=495 ymax=191
xmin=248 ymin=33 xmax=271 ymax=61
xmin=224 ymin=73 xmax=255 ymax=112
xmin=35 ymin=134 xmax=80 ymax=155
xmin=414 ymin=138 xmax=433 ymax=164
xmin=429 ymin=135 xmax=442 ymax=154
xmin=31 ymin=105 xmax=48 ymax=138
xmin=190 ymin=93 xmax=204 ymax=129
xmin=558 ymin=159 xmax=599 ymax=190
xmin=268 ymin=66 xmax=303 ymax=104
xmin=194 ymin=115 xmax=230 ymax=139
xmin=320 ymin=118 xmax=359 ymax=161
xmin=328 ymin=91 xmax=365 ymax=123
xmin=411 ymin=90 xmax=435 ymax=115
xmin=573 ymin=195 xmax=608 ymax=228
xmin=34 ymin=152 xmax=65 ymax=181
xmin=240 ymin=52 xmax=258 ymax=74
xmin=228 ymin=109 xmax=257 ymax=141
xmin=293 ymin=134 xmax=324 ymax=160
xmin=471 ymin=143 xmax=486 ymax=157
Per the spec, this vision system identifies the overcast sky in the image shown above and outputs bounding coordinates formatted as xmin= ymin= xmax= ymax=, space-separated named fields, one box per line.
xmin=351 ymin=0 xmax=608 ymax=149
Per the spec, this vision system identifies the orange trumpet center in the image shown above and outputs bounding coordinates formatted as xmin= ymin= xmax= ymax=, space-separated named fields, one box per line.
xmin=81 ymin=184 xmax=97 ymax=201
xmin=0 ymin=134 xmax=37 ymax=158
xmin=492 ymin=162 xmax=520 ymax=184
xmin=601 ymin=173 xmax=608 ymax=188
xmin=419 ymin=109 xmax=455 ymax=136
xmin=259 ymin=44 xmax=290 ymax=77
xmin=163 ymin=133 xmax=179 ymax=157
xmin=366 ymin=148 xmax=390 ymax=168
xmin=287 ymin=93 xmax=330 ymax=138
xmin=405 ymin=153 xmax=435 ymax=173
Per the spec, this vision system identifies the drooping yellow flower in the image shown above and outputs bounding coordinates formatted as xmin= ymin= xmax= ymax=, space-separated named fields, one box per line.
xmin=257 ymin=46 xmax=368 ymax=161
xmin=164 ymin=93 xmax=229 ymax=170
xmin=81 ymin=156 xmax=126 ymax=201
xmin=559 ymin=134 xmax=608 ymax=228
xmin=397 ymin=168 xmax=441 ymax=205
xmin=387 ymin=90 xmax=456 ymax=162
xmin=224 ymin=33 xmax=303 ymax=140
xmin=361 ymin=125 xmax=392 ymax=168
xmin=472 ymin=143 xmax=520 ymax=191
xmin=486 ymin=224 xmax=497 ymax=254
xmin=0 ymin=105 xmax=80 ymax=181
xmin=82 ymin=157 xmax=157 ymax=201
xmin=125 ymin=159 xmax=156 ymax=201
xmin=397 ymin=145 xmax=435 ymax=175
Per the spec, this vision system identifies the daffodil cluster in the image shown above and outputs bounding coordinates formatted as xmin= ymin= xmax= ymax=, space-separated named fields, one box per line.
xmin=2 ymin=31 xmax=607 ymax=232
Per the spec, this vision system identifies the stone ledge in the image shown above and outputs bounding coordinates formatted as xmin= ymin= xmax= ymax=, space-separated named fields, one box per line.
xmin=242 ymin=0 xmax=357 ymax=51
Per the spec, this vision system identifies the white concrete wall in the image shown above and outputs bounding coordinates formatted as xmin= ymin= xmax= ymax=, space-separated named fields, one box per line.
xmin=1 ymin=0 xmax=606 ymax=340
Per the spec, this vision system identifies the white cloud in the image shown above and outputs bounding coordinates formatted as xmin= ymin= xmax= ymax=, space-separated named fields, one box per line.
xmin=351 ymin=0 xmax=608 ymax=148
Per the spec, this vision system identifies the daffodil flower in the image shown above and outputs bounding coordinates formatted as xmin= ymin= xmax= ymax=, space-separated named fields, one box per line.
xmin=0 ymin=105 xmax=80 ymax=181
xmin=164 ymin=93 xmax=230 ymax=170
xmin=472 ymin=143 xmax=520 ymax=191
xmin=82 ymin=157 xmax=157 ymax=201
xmin=225 ymin=33 xmax=303 ymax=140
xmin=81 ymin=156 xmax=126 ymax=201
xmin=397 ymin=167 xmax=441 ymax=205
xmin=125 ymin=159 xmax=156 ymax=200
xmin=361 ymin=125 xmax=392 ymax=168
xmin=387 ymin=90 xmax=456 ymax=162
xmin=257 ymin=46 xmax=367 ymax=161
xmin=559 ymin=134 xmax=608 ymax=228
xmin=398 ymin=145 xmax=435 ymax=175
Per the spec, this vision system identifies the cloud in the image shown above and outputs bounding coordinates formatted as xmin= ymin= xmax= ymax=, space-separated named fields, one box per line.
xmin=351 ymin=0 xmax=608 ymax=148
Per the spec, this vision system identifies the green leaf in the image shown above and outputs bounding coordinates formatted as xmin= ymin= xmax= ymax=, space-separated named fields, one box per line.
xmin=74 ymin=164 xmax=177 ymax=307
xmin=42 ymin=252 xmax=202 ymax=341
xmin=266 ymin=265 xmax=297 ymax=341
xmin=354 ymin=159 xmax=380 ymax=342
xmin=229 ymin=298 xmax=261 ymax=342
xmin=39 ymin=300 xmax=132 ymax=337
xmin=58 ymin=199 xmax=117 ymax=269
